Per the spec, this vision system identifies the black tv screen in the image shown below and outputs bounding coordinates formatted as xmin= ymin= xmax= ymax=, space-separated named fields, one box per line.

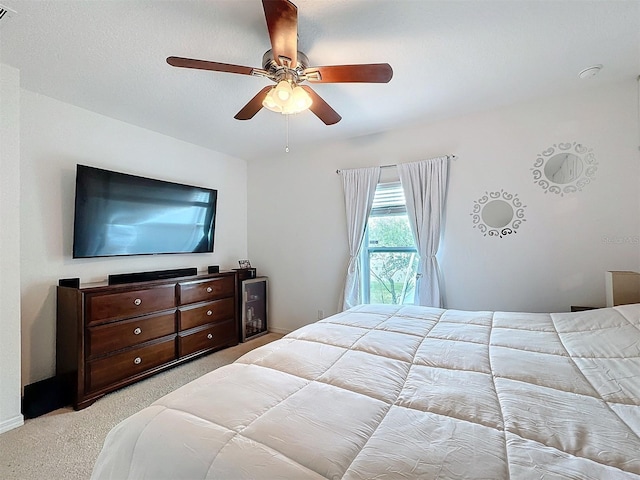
xmin=72 ymin=165 xmax=218 ymax=258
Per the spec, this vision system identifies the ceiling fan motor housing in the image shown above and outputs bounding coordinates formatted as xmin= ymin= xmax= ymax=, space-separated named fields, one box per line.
xmin=261 ymin=49 xmax=314 ymax=85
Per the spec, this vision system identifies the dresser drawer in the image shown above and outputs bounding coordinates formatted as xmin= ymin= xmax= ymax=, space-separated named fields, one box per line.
xmin=87 ymin=337 xmax=176 ymax=392
xmin=87 ymin=311 xmax=177 ymax=358
xmin=178 ymin=297 xmax=235 ymax=331
xmin=178 ymin=275 xmax=235 ymax=305
xmin=86 ymin=284 xmax=176 ymax=325
xmin=179 ymin=319 xmax=236 ymax=357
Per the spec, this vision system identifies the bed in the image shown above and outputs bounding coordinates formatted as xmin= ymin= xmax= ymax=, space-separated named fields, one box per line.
xmin=91 ymin=304 xmax=640 ymax=479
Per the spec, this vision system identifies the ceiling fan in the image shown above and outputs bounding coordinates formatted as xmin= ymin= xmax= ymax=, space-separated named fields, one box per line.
xmin=166 ymin=0 xmax=393 ymax=125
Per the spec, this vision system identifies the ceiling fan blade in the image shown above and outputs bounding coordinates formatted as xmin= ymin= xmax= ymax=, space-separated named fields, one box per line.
xmin=234 ymin=86 xmax=273 ymax=120
xmin=300 ymin=86 xmax=341 ymax=125
xmin=262 ymin=0 xmax=298 ymax=67
xmin=167 ymin=56 xmax=254 ymax=76
xmin=305 ymin=64 xmax=393 ymax=83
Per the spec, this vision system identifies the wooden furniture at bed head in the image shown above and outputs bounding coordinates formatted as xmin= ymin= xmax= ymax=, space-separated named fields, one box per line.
xmin=56 ymin=271 xmax=238 ymax=410
xmin=606 ymin=271 xmax=640 ymax=306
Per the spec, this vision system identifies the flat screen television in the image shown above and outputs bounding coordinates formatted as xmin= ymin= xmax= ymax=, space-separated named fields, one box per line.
xmin=72 ymin=165 xmax=218 ymax=258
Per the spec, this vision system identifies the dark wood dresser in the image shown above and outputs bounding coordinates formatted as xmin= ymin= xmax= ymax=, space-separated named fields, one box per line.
xmin=56 ymin=271 xmax=238 ymax=410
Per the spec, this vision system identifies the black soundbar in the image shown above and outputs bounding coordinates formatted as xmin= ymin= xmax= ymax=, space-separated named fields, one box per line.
xmin=58 ymin=277 xmax=80 ymax=288
xmin=108 ymin=267 xmax=198 ymax=285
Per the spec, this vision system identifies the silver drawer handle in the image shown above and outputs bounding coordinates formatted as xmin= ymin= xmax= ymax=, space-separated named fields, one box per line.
xmin=206 ymin=287 xmax=213 ymax=293
xmin=134 ymin=357 xmax=142 ymax=365
xmin=134 ymin=298 xmax=142 ymax=306
xmin=133 ymin=327 xmax=142 ymax=335
xmin=207 ymin=333 xmax=213 ymax=340
xmin=207 ymin=310 xmax=213 ymax=316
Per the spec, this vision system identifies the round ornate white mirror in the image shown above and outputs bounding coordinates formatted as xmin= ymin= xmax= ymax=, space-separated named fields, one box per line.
xmin=532 ymin=143 xmax=597 ymax=195
xmin=481 ymin=200 xmax=514 ymax=228
xmin=472 ymin=190 xmax=526 ymax=238
xmin=544 ymin=153 xmax=583 ymax=184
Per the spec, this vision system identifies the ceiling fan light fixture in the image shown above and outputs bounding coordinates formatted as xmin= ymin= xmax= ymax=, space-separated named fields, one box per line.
xmin=262 ymin=91 xmax=281 ymax=112
xmin=262 ymin=82 xmax=312 ymax=115
xmin=275 ymin=80 xmax=293 ymax=102
xmin=292 ymin=86 xmax=312 ymax=110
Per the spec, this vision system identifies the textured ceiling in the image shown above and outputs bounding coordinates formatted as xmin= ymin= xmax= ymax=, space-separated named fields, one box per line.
xmin=1 ymin=0 xmax=639 ymax=160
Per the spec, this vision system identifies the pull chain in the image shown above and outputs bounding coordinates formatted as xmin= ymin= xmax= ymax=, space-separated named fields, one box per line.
xmin=285 ymin=114 xmax=290 ymax=153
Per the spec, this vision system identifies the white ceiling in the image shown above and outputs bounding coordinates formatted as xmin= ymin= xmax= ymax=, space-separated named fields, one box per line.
xmin=1 ymin=0 xmax=639 ymax=160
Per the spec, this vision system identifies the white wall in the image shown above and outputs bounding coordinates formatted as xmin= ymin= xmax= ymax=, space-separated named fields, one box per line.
xmin=20 ymin=91 xmax=248 ymax=387
xmin=0 ymin=64 xmax=24 ymax=433
xmin=248 ymin=79 xmax=640 ymax=335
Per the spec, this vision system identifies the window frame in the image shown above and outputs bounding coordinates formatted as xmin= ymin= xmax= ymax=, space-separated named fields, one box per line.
xmin=360 ymin=182 xmax=417 ymax=304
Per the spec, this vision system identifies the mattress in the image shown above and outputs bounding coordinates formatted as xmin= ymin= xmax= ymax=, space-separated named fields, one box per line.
xmin=91 ymin=304 xmax=640 ymax=479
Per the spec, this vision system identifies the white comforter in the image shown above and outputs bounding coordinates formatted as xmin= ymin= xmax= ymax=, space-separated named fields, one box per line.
xmin=92 ymin=304 xmax=640 ymax=479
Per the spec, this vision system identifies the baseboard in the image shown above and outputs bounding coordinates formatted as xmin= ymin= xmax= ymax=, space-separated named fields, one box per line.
xmin=0 ymin=414 xmax=24 ymax=434
xmin=266 ymin=327 xmax=293 ymax=336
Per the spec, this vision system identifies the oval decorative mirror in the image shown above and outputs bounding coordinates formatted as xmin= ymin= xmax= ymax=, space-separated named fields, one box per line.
xmin=471 ymin=190 xmax=526 ymax=238
xmin=532 ymin=142 xmax=597 ymax=195
xmin=482 ymin=200 xmax=514 ymax=228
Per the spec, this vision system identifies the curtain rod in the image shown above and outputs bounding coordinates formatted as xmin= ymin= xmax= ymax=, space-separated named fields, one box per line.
xmin=335 ymin=155 xmax=456 ymax=174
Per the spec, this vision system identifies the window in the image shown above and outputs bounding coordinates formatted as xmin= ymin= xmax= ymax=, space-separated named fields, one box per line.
xmin=361 ymin=182 xmax=417 ymax=304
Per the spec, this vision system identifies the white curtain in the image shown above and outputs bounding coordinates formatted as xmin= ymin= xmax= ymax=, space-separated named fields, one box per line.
xmin=398 ymin=157 xmax=449 ymax=307
xmin=339 ymin=166 xmax=381 ymax=311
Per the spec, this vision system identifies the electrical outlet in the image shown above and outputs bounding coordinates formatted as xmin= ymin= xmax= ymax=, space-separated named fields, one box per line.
xmin=317 ymin=309 xmax=324 ymax=320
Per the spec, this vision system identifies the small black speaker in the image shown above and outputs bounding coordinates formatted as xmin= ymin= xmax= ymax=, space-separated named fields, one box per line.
xmin=208 ymin=265 xmax=220 ymax=274
xmin=58 ymin=277 xmax=80 ymax=288
xmin=22 ymin=375 xmax=71 ymax=418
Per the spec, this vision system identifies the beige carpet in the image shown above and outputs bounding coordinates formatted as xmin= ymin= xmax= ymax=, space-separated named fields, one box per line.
xmin=0 ymin=333 xmax=282 ymax=480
